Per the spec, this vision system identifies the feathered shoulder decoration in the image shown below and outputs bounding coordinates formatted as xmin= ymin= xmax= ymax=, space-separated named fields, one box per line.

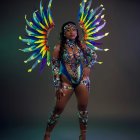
xmin=78 ymin=0 xmax=109 ymax=59
xmin=19 ymin=0 xmax=54 ymax=72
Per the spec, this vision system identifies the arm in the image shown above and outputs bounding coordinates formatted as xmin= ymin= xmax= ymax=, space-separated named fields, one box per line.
xmin=81 ymin=43 xmax=97 ymax=69
xmin=52 ymin=44 xmax=61 ymax=90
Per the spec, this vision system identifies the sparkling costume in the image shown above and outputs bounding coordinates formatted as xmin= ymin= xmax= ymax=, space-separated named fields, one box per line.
xmin=52 ymin=38 xmax=96 ymax=90
xmin=19 ymin=0 xmax=109 ymax=139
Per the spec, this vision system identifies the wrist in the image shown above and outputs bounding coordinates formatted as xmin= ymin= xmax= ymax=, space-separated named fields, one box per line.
xmin=86 ymin=62 xmax=94 ymax=68
xmin=87 ymin=64 xmax=92 ymax=68
xmin=84 ymin=66 xmax=91 ymax=70
xmin=55 ymin=87 xmax=60 ymax=92
xmin=53 ymin=78 xmax=61 ymax=87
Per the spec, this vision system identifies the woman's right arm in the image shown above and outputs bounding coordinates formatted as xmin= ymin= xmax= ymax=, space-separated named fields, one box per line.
xmin=52 ymin=44 xmax=65 ymax=100
xmin=52 ymin=44 xmax=61 ymax=90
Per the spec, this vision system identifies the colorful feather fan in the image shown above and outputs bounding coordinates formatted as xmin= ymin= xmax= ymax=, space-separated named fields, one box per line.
xmin=19 ymin=0 xmax=54 ymax=72
xmin=78 ymin=0 xmax=109 ymax=63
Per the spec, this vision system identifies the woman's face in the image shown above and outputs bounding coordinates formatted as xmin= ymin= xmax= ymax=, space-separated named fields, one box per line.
xmin=64 ymin=25 xmax=77 ymax=40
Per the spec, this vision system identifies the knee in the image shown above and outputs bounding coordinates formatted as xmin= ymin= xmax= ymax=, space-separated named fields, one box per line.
xmin=77 ymin=104 xmax=87 ymax=111
xmin=53 ymin=105 xmax=64 ymax=114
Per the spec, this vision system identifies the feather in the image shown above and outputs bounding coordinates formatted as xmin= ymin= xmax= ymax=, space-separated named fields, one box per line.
xmin=39 ymin=57 xmax=47 ymax=73
xmin=78 ymin=0 xmax=109 ymax=54
xmin=19 ymin=0 xmax=55 ymax=72
xmin=28 ymin=55 xmax=42 ymax=72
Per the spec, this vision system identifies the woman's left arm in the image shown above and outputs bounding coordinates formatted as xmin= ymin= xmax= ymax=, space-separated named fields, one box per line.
xmin=81 ymin=43 xmax=97 ymax=77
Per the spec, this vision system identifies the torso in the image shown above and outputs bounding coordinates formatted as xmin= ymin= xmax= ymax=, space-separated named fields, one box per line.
xmin=60 ymin=43 xmax=84 ymax=84
xmin=62 ymin=44 xmax=83 ymax=63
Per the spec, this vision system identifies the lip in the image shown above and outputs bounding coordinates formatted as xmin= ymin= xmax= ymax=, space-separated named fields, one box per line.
xmin=70 ymin=35 xmax=75 ymax=37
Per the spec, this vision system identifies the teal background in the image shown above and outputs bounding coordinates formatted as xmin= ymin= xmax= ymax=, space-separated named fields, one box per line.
xmin=0 ymin=0 xmax=140 ymax=140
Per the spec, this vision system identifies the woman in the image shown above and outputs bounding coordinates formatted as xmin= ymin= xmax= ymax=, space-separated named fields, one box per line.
xmin=44 ymin=21 xmax=97 ymax=140
xmin=19 ymin=1 xmax=108 ymax=139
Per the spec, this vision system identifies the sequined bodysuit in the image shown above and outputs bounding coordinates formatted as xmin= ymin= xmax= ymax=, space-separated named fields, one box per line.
xmin=52 ymin=39 xmax=97 ymax=89
xmin=60 ymin=42 xmax=84 ymax=87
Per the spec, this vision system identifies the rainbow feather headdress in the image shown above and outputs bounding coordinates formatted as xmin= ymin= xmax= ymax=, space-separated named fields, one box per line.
xmin=19 ymin=0 xmax=54 ymax=72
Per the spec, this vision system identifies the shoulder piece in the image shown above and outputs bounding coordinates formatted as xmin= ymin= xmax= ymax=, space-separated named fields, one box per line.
xmin=19 ymin=0 xmax=55 ymax=72
xmin=78 ymin=0 xmax=109 ymax=52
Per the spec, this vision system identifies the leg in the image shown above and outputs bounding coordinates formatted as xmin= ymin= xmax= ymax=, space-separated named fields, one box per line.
xmin=74 ymin=77 xmax=90 ymax=140
xmin=44 ymin=82 xmax=73 ymax=140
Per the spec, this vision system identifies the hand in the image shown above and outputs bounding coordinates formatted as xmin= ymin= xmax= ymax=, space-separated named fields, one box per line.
xmin=55 ymin=88 xmax=65 ymax=101
xmin=83 ymin=67 xmax=90 ymax=78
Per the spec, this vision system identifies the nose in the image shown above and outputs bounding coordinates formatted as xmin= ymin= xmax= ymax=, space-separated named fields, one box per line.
xmin=69 ymin=29 xmax=73 ymax=33
xmin=70 ymin=30 xmax=75 ymax=34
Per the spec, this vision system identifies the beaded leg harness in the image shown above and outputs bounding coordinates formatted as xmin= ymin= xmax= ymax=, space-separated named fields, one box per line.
xmin=46 ymin=111 xmax=60 ymax=130
xmin=78 ymin=110 xmax=89 ymax=130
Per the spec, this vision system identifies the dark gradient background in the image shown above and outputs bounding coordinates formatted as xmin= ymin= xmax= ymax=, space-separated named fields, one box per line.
xmin=0 ymin=0 xmax=140 ymax=140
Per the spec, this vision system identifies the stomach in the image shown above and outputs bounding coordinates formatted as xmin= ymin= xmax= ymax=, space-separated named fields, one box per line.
xmin=60 ymin=62 xmax=83 ymax=84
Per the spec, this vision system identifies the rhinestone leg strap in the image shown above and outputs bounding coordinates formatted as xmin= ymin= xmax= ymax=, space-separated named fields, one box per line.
xmin=77 ymin=110 xmax=88 ymax=127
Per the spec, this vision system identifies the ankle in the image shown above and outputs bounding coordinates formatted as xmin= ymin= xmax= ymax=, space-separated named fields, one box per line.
xmin=44 ymin=133 xmax=51 ymax=140
xmin=45 ymin=131 xmax=51 ymax=137
xmin=80 ymin=130 xmax=87 ymax=135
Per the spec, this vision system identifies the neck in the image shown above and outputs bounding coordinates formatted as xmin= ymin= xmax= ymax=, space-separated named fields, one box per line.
xmin=66 ymin=39 xmax=76 ymax=47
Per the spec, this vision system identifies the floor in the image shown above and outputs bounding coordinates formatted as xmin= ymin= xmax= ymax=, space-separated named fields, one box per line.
xmin=1 ymin=119 xmax=140 ymax=140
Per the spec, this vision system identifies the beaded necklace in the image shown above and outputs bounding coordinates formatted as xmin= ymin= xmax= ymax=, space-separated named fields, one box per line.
xmin=65 ymin=39 xmax=76 ymax=48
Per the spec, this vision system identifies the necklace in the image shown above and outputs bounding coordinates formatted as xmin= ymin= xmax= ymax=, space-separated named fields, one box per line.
xmin=65 ymin=39 xmax=78 ymax=79
xmin=65 ymin=39 xmax=76 ymax=48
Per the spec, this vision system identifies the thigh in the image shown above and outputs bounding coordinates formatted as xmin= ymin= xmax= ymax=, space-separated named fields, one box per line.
xmin=54 ymin=84 xmax=73 ymax=107
xmin=53 ymin=75 xmax=74 ymax=112
xmin=74 ymin=82 xmax=89 ymax=110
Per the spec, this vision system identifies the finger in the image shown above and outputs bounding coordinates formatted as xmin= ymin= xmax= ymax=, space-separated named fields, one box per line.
xmin=60 ymin=92 xmax=63 ymax=99
xmin=60 ymin=89 xmax=64 ymax=96
xmin=62 ymin=89 xmax=65 ymax=96
xmin=62 ymin=92 xmax=65 ymax=97
xmin=61 ymin=89 xmax=64 ymax=96
xmin=58 ymin=92 xmax=61 ymax=100
xmin=61 ymin=90 xmax=66 ymax=97
xmin=59 ymin=91 xmax=63 ymax=100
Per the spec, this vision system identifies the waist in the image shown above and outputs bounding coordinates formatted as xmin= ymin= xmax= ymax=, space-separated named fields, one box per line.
xmin=60 ymin=61 xmax=83 ymax=84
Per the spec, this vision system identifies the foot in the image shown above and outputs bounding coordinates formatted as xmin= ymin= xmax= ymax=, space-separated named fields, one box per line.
xmin=44 ymin=133 xmax=51 ymax=140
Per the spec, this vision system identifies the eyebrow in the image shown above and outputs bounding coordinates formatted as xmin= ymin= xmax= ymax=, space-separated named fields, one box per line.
xmin=66 ymin=27 xmax=76 ymax=30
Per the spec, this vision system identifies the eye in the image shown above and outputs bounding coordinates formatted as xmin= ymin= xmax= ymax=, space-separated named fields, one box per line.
xmin=72 ymin=28 xmax=76 ymax=31
xmin=66 ymin=29 xmax=70 ymax=32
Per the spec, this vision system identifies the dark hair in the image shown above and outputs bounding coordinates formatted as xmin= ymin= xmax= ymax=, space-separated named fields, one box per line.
xmin=59 ymin=21 xmax=82 ymax=58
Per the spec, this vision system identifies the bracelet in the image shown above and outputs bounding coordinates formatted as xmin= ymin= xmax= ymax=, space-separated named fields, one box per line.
xmin=87 ymin=64 xmax=92 ymax=68
xmin=53 ymin=78 xmax=61 ymax=88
